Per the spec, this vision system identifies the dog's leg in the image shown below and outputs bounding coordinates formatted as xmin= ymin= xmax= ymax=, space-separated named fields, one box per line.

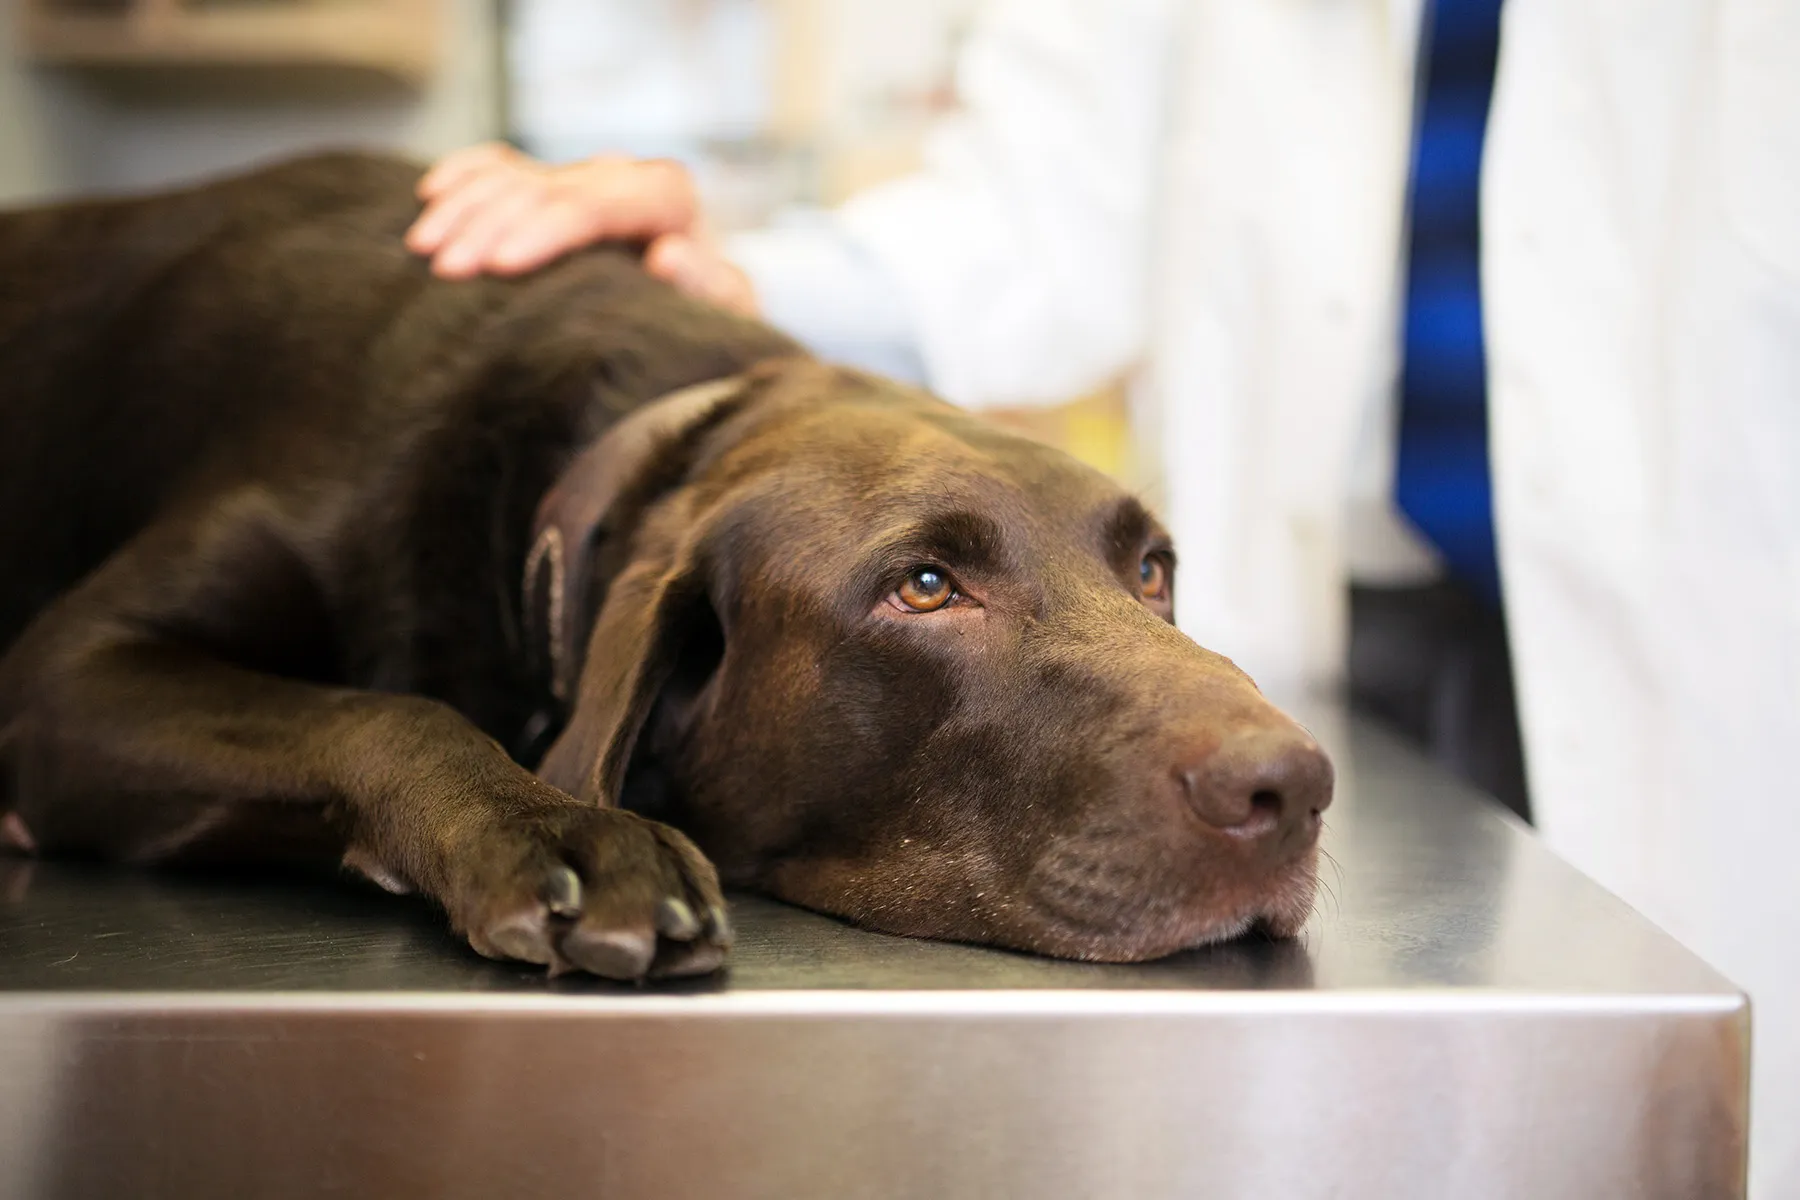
xmin=0 ymin=511 xmax=729 ymax=981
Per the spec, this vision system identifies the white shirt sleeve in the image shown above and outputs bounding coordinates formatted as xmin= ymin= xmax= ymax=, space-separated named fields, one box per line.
xmin=726 ymin=213 xmax=929 ymax=385
xmin=833 ymin=0 xmax=1179 ymax=409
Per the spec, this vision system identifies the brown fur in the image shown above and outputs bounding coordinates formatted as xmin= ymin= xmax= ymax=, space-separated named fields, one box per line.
xmin=0 ymin=154 xmax=1331 ymax=979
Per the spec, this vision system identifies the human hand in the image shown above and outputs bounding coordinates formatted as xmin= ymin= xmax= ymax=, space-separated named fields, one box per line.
xmin=407 ymin=143 xmax=758 ymax=316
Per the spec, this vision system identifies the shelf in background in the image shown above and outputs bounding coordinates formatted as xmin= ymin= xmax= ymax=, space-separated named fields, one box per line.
xmin=19 ymin=0 xmax=442 ymax=84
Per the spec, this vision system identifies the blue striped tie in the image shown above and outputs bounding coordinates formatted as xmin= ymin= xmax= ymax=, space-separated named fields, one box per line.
xmin=1395 ymin=0 xmax=1505 ymax=607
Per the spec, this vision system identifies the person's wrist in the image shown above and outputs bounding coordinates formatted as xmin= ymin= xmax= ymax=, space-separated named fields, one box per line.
xmin=568 ymin=156 xmax=698 ymax=235
xmin=644 ymin=233 xmax=759 ymax=317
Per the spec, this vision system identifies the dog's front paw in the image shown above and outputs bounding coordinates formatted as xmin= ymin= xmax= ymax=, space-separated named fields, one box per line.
xmin=450 ymin=803 xmax=731 ymax=981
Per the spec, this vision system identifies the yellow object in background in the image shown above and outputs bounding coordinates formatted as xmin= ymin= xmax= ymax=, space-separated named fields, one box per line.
xmin=984 ymin=384 xmax=1134 ymax=485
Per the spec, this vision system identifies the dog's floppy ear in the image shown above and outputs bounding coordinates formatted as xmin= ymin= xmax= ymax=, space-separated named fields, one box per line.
xmin=535 ymin=520 xmax=709 ymax=804
xmin=532 ymin=376 xmax=750 ymax=804
xmin=523 ymin=375 xmax=746 ymax=706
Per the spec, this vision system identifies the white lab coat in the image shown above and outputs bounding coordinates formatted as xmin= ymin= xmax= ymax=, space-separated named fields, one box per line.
xmin=770 ymin=2 xmax=1798 ymax=1192
xmin=835 ymin=0 xmax=1430 ymax=692
xmin=1485 ymin=2 xmax=1800 ymax=1194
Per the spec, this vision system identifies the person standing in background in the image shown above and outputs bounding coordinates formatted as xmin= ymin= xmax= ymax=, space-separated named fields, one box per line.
xmin=408 ymin=3 xmax=1800 ymax=1192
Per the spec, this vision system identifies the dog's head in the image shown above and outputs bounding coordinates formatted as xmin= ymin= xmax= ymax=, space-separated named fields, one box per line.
xmin=537 ymin=358 xmax=1331 ymax=962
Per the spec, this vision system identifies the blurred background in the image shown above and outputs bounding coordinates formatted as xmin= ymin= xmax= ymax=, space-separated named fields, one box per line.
xmin=0 ymin=0 xmax=1131 ymax=475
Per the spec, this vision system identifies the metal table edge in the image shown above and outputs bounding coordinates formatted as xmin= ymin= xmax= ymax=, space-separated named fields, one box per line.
xmin=0 ymin=986 xmax=1750 ymax=1019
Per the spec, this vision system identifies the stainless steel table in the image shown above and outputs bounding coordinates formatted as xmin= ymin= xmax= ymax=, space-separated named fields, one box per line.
xmin=0 ymin=713 xmax=1747 ymax=1199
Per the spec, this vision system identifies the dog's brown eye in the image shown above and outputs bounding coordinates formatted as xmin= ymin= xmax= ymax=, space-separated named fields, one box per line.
xmin=1139 ymin=555 xmax=1170 ymax=601
xmin=895 ymin=567 xmax=955 ymax=613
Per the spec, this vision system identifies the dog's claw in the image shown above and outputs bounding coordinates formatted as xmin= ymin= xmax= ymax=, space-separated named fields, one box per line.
xmin=543 ymin=865 xmax=583 ymax=917
xmin=704 ymin=904 xmax=734 ymax=946
xmin=655 ymin=896 xmax=702 ymax=941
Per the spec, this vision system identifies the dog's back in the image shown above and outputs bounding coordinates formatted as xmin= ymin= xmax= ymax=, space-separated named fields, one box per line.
xmin=0 ymin=154 xmax=790 ymax=656
xmin=0 ymin=158 xmax=391 ymax=617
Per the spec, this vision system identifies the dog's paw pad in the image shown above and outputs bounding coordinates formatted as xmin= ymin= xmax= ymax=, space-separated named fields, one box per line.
xmin=561 ymin=925 xmax=657 ymax=980
xmin=485 ymin=915 xmax=555 ymax=966
xmin=651 ymin=937 xmax=728 ymax=979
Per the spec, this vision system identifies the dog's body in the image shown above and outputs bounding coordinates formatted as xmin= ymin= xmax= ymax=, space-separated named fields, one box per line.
xmin=0 ymin=154 xmax=1331 ymax=979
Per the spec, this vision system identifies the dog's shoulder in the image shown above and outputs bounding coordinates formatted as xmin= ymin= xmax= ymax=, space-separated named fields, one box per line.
xmin=211 ymin=150 xmax=425 ymax=214
xmin=0 ymin=150 xmax=419 ymax=275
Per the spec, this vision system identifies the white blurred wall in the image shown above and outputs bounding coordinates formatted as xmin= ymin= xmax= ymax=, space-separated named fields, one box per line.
xmin=507 ymin=0 xmax=976 ymax=228
xmin=0 ymin=5 xmax=96 ymax=204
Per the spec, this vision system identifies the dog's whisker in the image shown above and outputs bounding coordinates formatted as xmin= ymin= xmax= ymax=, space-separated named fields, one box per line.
xmin=1317 ymin=846 xmax=1347 ymax=920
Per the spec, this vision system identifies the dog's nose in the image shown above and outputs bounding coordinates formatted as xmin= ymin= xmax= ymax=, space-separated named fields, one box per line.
xmin=1177 ymin=727 xmax=1334 ymax=845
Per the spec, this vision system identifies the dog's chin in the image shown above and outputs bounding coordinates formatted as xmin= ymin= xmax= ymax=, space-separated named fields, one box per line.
xmin=1244 ymin=849 xmax=1323 ymax=940
xmin=762 ymin=844 xmax=1323 ymax=965
xmin=1017 ymin=847 xmax=1324 ymax=964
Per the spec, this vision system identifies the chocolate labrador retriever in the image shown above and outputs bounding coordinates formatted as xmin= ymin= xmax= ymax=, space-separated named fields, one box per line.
xmin=0 ymin=154 xmax=1331 ymax=980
